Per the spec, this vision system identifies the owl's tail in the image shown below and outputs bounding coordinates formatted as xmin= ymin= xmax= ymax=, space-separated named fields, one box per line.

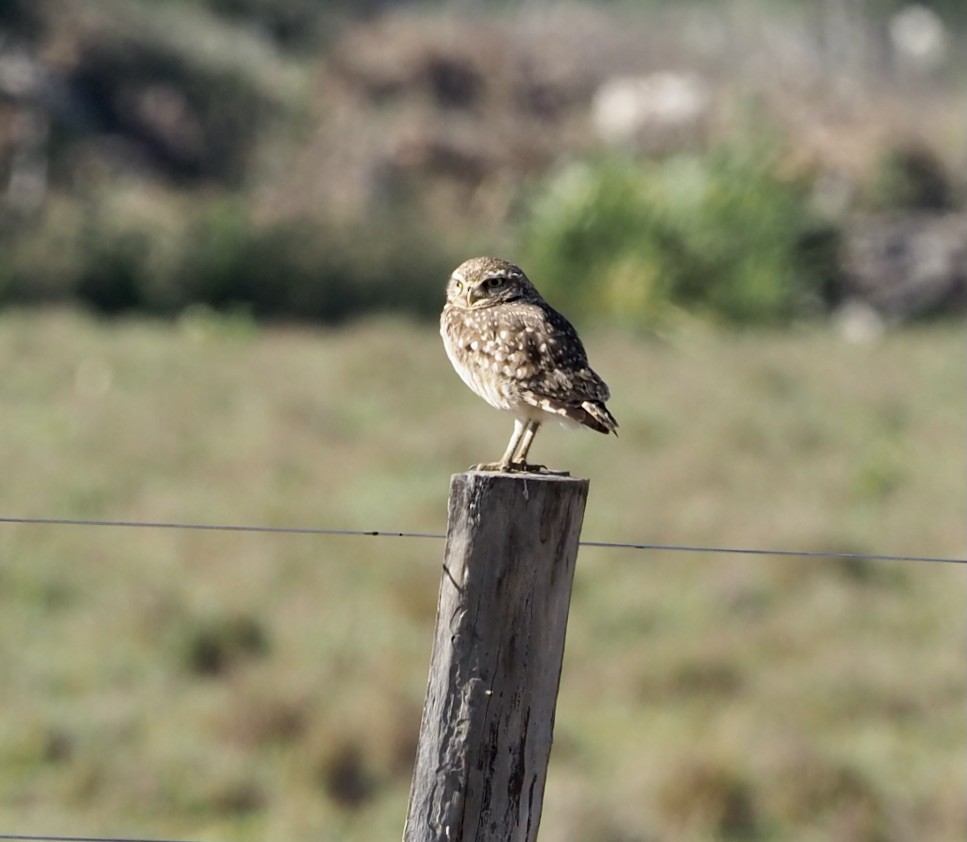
xmin=577 ymin=401 xmax=619 ymax=436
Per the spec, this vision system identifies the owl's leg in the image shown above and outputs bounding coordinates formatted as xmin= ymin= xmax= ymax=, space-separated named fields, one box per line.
xmin=473 ymin=418 xmax=527 ymax=472
xmin=512 ymin=420 xmax=541 ymax=466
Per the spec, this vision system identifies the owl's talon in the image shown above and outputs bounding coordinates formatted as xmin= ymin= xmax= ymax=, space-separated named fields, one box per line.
xmin=467 ymin=462 xmax=571 ymax=477
xmin=467 ymin=460 xmax=569 ymax=476
xmin=468 ymin=461 xmax=538 ymax=473
xmin=517 ymin=462 xmax=570 ymax=476
xmin=469 ymin=462 xmax=505 ymax=472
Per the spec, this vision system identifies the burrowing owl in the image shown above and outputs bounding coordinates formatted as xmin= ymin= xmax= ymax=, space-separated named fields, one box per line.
xmin=441 ymin=256 xmax=617 ymax=472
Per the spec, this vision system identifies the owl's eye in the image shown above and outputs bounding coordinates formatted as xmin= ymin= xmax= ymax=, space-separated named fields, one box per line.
xmin=486 ymin=276 xmax=504 ymax=288
xmin=453 ymin=279 xmax=464 ymax=292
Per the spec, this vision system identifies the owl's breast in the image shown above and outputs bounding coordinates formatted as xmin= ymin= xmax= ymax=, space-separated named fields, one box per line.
xmin=440 ymin=306 xmax=525 ymax=412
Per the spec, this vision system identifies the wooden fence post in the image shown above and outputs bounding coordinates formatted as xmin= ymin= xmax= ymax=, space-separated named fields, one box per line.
xmin=403 ymin=471 xmax=590 ymax=842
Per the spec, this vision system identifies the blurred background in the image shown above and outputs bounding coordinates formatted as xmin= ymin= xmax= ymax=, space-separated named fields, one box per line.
xmin=0 ymin=0 xmax=964 ymax=840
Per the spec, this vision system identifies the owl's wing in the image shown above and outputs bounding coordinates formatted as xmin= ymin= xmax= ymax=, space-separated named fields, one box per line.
xmin=513 ymin=305 xmax=618 ymax=434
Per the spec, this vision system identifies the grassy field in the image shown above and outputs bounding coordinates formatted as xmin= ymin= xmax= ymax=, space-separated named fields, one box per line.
xmin=0 ymin=309 xmax=963 ymax=842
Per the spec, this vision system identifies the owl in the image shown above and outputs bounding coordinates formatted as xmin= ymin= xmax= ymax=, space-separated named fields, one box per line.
xmin=441 ymin=256 xmax=618 ymax=472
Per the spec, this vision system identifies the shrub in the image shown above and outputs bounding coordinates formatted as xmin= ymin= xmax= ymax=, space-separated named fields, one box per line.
xmin=174 ymin=203 xmax=456 ymax=322
xmin=0 ymin=190 xmax=459 ymax=322
xmin=519 ymin=144 xmax=840 ymax=328
xmin=178 ymin=611 xmax=269 ymax=677
xmin=866 ymin=143 xmax=956 ymax=211
xmin=658 ymin=757 xmax=761 ymax=839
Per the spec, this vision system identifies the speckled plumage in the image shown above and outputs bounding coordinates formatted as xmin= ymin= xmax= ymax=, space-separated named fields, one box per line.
xmin=441 ymin=256 xmax=618 ymax=472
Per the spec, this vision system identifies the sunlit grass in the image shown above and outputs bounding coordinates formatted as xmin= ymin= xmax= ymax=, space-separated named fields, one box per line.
xmin=0 ymin=309 xmax=962 ymax=841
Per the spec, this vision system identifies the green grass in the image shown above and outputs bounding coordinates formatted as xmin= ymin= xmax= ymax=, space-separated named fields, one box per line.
xmin=0 ymin=309 xmax=963 ymax=841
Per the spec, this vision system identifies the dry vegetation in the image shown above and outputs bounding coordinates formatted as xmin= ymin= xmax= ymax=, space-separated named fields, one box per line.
xmin=0 ymin=309 xmax=962 ymax=841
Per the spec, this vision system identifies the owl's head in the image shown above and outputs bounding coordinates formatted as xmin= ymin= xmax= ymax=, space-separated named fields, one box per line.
xmin=446 ymin=257 xmax=540 ymax=310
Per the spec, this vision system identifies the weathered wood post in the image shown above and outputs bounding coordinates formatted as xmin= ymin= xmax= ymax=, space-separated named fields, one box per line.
xmin=403 ymin=471 xmax=589 ymax=842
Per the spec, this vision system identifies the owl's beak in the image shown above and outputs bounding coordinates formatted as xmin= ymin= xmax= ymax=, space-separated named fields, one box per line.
xmin=466 ymin=284 xmax=485 ymax=307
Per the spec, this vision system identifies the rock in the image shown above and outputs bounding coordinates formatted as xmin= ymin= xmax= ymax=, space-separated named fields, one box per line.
xmin=841 ymin=212 xmax=967 ymax=320
xmin=591 ymin=71 xmax=710 ymax=147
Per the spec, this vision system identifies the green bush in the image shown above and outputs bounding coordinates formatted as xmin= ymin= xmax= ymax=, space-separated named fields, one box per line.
xmin=519 ymin=146 xmax=840 ymax=328
xmin=174 ymin=202 xmax=456 ymax=321
xmin=0 ymin=191 xmax=458 ymax=322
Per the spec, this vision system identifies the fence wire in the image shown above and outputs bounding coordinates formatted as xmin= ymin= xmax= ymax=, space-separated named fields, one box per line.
xmin=0 ymin=515 xmax=963 ymax=566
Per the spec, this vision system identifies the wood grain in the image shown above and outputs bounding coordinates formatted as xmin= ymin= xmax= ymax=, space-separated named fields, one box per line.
xmin=404 ymin=471 xmax=589 ymax=842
